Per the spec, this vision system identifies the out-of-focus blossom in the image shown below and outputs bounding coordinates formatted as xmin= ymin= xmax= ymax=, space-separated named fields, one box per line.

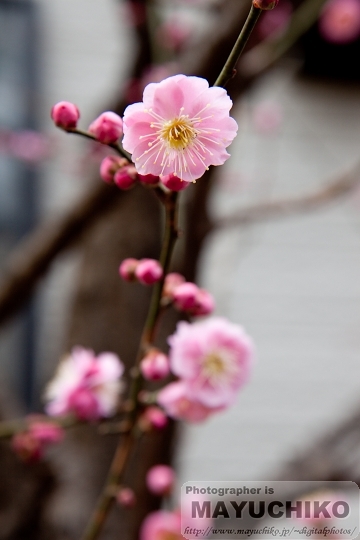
xmin=257 ymin=0 xmax=292 ymax=39
xmin=100 ymin=155 xmax=129 ymax=183
xmin=51 ymin=101 xmax=80 ymax=129
xmin=158 ymin=381 xmax=223 ymax=422
xmin=45 ymin=347 xmax=124 ymax=421
xmin=162 ymin=272 xmax=186 ymax=300
xmin=169 ymin=318 xmax=254 ymax=408
xmin=117 ymin=487 xmax=137 ymax=508
xmin=114 ymin=164 xmax=138 ymax=189
xmin=140 ymin=350 xmax=170 ymax=381
xmin=11 ymin=421 xmax=64 ymax=463
xmin=8 ymin=130 xmax=52 ymax=164
xmin=157 ymin=19 xmax=192 ymax=51
xmin=140 ymin=406 xmax=168 ymax=430
xmin=160 ymin=173 xmax=190 ymax=192
xmin=122 ymin=74 xmax=238 ymax=182
xmin=119 ymin=258 xmax=139 ymax=281
xmin=172 ymin=282 xmax=215 ymax=316
xmin=135 ymin=259 xmax=163 ymax=285
xmin=252 ymin=100 xmax=283 ymax=135
xmin=146 ymin=465 xmax=175 ymax=496
xmin=140 ymin=510 xmax=182 ymax=540
xmin=89 ymin=112 xmax=123 ymax=144
xmin=319 ymin=0 xmax=360 ymax=44
xmin=296 ymin=490 xmax=345 ymax=525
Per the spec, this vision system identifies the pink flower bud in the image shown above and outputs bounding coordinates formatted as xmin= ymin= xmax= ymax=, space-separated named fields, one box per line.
xmin=191 ymin=289 xmax=215 ymax=317
xmin=119 ymin=258 xmax=139 ymax=281
xmin=51 ymin=101 xmax=80 ymax=129
xmin=100 ymin=156 xmax=129 ymax=183
xmin=172 ymin=282 xmax=199 ymax=311
xmin=146 ymin=465 xmax=175 ymax=496
xmin=140 ymin=350 xmax=170 ymax=381
xmin=89 ymin=112 xmax=123 ymax=144
xmin=29 ymin=422 xmax=64 ymax=445
xmin=141 ymin=406 xmax=168 ymax=430
xmin=117 ymin=487 xmax=136 ymax=508
xmin=163 ymin=273 xmax=186 ymax=299
xmin=138 ymin=174 xmax=159 ymax=186
xmin=67 ymin=387 xmax=99 ymax=421
xmin=135 ymin=259 xmax=163 ymax=285
xmin=160 ymin=173 xmax=190 ymax=192
xmin=253 ymin=0 xmax=279 ymax=9
xmin=12 ymin=432 xmax=42 ymax=462
xmin=114 ymin=165 xmax=138 ymax=190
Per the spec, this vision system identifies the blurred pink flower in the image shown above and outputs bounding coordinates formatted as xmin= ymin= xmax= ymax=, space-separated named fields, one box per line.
xmin=252 ymin=100 xmax=283 ymax=135
xmin=141 ymin=406 xmax=168 ymax=430
xmin=140 ymin=350 xmax=170 ymax=381
xmin=122 ymin=74 xmax=238 ymax=182
xmin=45 ymin=347 xmax=124 ymax=420
xmin=319 ymin=0 xmax=360 ymax=44
xmin=168 ymin=317 xmax=254 ymax=408
xmin=146 ymin=465 xmax=175 ymax=495
xmin=257 ymin=0 xmax=292 ymax=39
xmin=157 ymin=19 xmax=192 ymax=51
xmin=140 ymin=510 xmax=182 ymax=540
xmin=157 ymin=381 xmax=223 ymax=422
xmin=11 ymin=421 xmax=64 ymax=463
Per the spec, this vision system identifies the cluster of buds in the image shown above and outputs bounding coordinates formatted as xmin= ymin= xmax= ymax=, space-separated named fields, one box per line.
xmin=100 ymin=155 xmax=138 ymax=190
xmin=119 ymin=258 xmax=163 ymax=285
xmin=163 ymin=273 xmax=214 ymax=317
xmin=11 ymin=419 xmax=64 ymax=463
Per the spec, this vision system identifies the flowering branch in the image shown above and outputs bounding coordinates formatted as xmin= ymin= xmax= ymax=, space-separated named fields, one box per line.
xmin=80 ymin=192 xmax=179 ymax=540
xmin=214 ymin=4 xmax=262 ymax=88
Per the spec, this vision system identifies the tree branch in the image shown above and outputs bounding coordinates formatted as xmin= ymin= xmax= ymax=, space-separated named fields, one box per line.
xmin=215 ymin=164 xmax=360 ymax=229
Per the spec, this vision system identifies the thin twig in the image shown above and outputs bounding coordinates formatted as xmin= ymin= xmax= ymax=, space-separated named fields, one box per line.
xmin=215 ymin=165 xmax=360 ymax=228
xmin=66 ymin=127 xmax=132 ymax=161
xmin=214 ymin=5 xmax=262 ymax=87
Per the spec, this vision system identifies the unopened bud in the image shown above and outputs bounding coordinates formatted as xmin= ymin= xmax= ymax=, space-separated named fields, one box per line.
xmin=89 ymin=111 xmax=123 ymax=144
xmin=135 ymin=259 xmax=163 ymax=285
xmin=51 ymin=101 xmax=80 ymax=129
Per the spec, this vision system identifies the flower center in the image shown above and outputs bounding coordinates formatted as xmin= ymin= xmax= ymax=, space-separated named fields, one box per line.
xmin=160 ymin=116 xmax=198 ymax=151
xmin=202 ymin=353 xmax=225 ymax=378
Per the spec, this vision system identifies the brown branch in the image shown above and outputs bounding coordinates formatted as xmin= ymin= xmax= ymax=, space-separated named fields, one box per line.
xmin=215 ymin=164 xmax=360 ymax=229
xmin=0 ymin=181 xmax=122 ymax=327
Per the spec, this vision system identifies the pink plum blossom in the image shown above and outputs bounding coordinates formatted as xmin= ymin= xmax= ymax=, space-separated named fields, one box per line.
xmin=140 ymin=510 xmax=182 ymax=540
xmin=119 ymin=258 xmax=139 ymax=281
xmin=138 ymin=173 xmax=159 ymax=185
xmin=162 ymin=272 xmax=186 ymax=300
xmin=160 ymin=173 xmax=190 ymax=192
xmin=51 ymin=101 xmax=80 ymax=129
xmin=45 ymin=347 xmax=124 ymax=421
xmin=172 ymin=282 xmax=215 ymax=316
xmin=122 ymin=74 xmax=238 ymax=182
xmin=135 ymin=259 xmax=163 ymax=285
xmin=117 ymin=487 xmax=136 ymax=508
xmin=100 ymin=155 xmax=129 ymax=183
xmin=157 ymin=381 xmax=222 ymax=422
xmin=157 ymin=19 xmax=192 ymax=51
xmin=168 ymin=317 xmax=254 ymax=408
xmin=141 ymin=406 xmax=168 ymax=430
xmin=11 ymin=421 xmax=64 ymax=463
xmin=140 ymin=350 xmax=170 ymax=381
xmin=319 ymin=0 xmax=360 ymax=44
xmin=114 ymin=164 xmax=138 ymax=189
xmin=89 ymin=112 xmax=123 ymax=144
xmin=146 ymin=465 xmax=175 ymax=495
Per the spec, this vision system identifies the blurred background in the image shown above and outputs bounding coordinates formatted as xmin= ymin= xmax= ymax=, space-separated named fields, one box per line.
xmin=1 ymin=0 xmax=360 ymax=512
